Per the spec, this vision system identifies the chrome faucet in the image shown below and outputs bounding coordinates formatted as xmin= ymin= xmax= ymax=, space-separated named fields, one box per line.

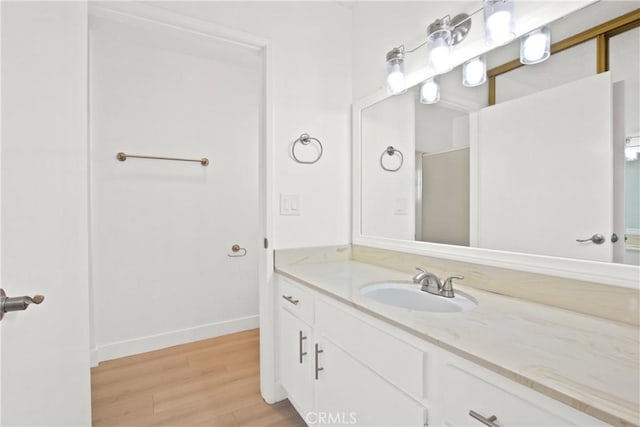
xmin=413 ymin=267 xmax=464 ymax=298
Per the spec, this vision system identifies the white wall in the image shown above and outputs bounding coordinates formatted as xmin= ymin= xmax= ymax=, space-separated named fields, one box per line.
xmin=1 ymin=2 xmax=91 ymax=425
xmin=361 ymin=94 xmax=415 ymax=240
xmin=89 ymin=14 xmax=262 ymax=360
xmin=154 ymin=1 xmax=353 ymax=249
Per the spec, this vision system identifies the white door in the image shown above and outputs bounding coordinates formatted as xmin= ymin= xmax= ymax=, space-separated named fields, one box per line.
xmin=473 ymin=72 xmax=613 ymax=262
xmin=1 ymin=2 xmax=92 ymax=426
xmin=89 ymin=10 xmax=262 ymax=361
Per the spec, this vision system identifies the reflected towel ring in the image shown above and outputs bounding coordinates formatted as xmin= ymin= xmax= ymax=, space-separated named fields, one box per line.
xmin=380 ymin=146 xmax=404 ymax=172
xmin=292 ymin=133 xmax=323 ymax=164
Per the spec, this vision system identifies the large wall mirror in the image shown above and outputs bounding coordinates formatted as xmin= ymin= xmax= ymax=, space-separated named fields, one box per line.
xmin=355 ymin=1 xmax=640 ymax=286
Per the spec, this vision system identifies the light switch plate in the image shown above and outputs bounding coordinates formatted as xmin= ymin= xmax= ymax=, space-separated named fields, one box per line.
xmin=280 ymin=194 xmax=301 ymax=216
xmin=394 ymin=197 xmax=408 ymax=215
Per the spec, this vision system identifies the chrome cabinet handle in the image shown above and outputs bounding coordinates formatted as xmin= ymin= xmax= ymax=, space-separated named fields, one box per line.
xmin=299 ymin=331 xmax=308 ymax=364
xmin=281 ymin=295 xmax=299 ymax=305
xmin=0 ymin=288 xmax=45 ymax=322
xmin=469 ymin=410 xmax=499 ymax=427
xmin=576 ymin=234 xmax=605 ymax=244
xmin=314 ymin=343 xmax=324 ymax=380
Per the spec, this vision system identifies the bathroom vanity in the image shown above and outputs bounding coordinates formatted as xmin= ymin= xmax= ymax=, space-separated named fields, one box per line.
xmin=274 ymin=254 xmax=638 ymax=427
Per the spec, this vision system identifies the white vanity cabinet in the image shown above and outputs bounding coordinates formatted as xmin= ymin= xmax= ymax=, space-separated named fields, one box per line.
xmin=278 ymin=277 xmax=315 ymax=416
xmin=277 ymin=275 xmax=427 ymax=426
xmin=315 ymin=338 xmax=426 ymax=426
xmin=276 ymin=274 xmax=608 ymax=427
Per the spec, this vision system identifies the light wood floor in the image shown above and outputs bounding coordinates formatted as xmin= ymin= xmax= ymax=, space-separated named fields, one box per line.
xmin=91 ymin=329 xmax=306 ymax=426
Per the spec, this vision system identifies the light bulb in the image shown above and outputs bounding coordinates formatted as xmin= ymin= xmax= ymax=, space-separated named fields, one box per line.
xmin=419 ymin=77 xmax=440 ymax=104
xmin=521 ymin=27 xmax=551 ymax=65
xmin=462 ymin=56 xmax=487 ymax=87
xmin=427 ymin=28 xmax=452 ymax=73
xmin=386 ymin=48 xmax=406 ymax=95
xmin=387 ymin=66 xmax=406 ymax=95
xmin=484 ymin=0 xmax=515 ymax=47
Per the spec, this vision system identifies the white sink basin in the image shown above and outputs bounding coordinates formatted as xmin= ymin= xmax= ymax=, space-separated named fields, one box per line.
xmin=360 ymin=281 xmax=477 ymax=313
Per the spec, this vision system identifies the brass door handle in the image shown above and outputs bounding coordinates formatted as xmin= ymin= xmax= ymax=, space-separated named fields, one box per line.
xmin=0 ymin=288 xmax=45 ymax=321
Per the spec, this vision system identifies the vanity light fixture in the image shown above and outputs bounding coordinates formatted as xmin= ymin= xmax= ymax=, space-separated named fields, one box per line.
xmin=386 ymin=1 xmax=515 ymax=96
xmin=385 ymin=8 xmax=475 ymax=95
xmin=483 ymin=0 xmax=516 ymax=47
xmin=386 ymin=46 xmax=407 ymax=95
xmin=462 ymin=56 xmax=487 ymax=87
xmin=520 ymin=26 xmax=551 ymax=64
xmin=419 ymin=77 xmax=440 ymax=104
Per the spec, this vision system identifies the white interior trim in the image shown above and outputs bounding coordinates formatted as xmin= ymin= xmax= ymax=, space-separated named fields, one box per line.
xmin=86 ymin=2 xmax=279 ymax=402
xmin=94 ymin=315 xmax=259 ymax=364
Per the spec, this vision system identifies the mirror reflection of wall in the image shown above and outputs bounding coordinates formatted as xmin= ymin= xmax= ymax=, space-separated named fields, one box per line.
xmin=359 ymin=2 xmax=640 ymax=266
xmin=610 ymin=27 xmax=640 ymax=265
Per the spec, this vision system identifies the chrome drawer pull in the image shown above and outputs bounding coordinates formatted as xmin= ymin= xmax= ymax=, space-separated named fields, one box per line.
xmin=281 ymin=295 xmax=299 ymax=305
xmin=299 ymin=331 xmax=308 ymax=364
xmin=315 ymin=343 xmax=324 ymax=380
xmin=469 ymin=410 xmax=499 ymax=427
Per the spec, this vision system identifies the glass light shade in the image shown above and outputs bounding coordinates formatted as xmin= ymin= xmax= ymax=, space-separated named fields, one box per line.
xmin=484 ymin=0 xmax=515 ymax=47
xmin=419 ymin=77 xmax=440 ymax=104
xmin=462 ymin=56 xmax=487 ymax=87
xmin=427 ymin=29 xmax=452 ymax=73
xmin=386 ymin=58 xmax=406 ymax=95
xmin=520 ymin=27 xmax=551 ymax=64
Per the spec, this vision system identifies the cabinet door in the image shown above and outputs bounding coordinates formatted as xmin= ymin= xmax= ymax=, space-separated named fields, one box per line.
xmin=279 ymin=308 xmax=314 ymax=417
xmin=315 ymin=339 xmax=426 ymax=426
xmin=440 ymin=363 xmax=606 ymax=427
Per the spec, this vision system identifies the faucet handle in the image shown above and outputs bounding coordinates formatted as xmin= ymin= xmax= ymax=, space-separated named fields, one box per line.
xmin=441 ymin=275 xmax=464 ymax=298
xmin=442 ymin=275 xmax=464 ymax=290
xmin=442 ymin=276 xmax=464 ymax=289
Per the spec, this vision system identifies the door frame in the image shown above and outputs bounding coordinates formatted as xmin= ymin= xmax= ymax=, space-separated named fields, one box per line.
xmin=86 ymin=3 xmax=279 ymax=403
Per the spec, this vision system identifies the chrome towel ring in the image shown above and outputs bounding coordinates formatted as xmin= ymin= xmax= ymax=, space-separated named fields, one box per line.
xmin=292 ymin=133 xmax=323 ymax=164
xmin=380 ymin=146 xmax=404 ymax=172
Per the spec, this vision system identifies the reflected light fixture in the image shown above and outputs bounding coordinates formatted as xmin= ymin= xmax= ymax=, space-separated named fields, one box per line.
xmin=419 ymin=77 xmax=440 ymax=104
xmin=386 ymin=46 xmax=407 ymax=95
xmin=484 ymin=0 xmax=515 ymax=47
xmin=462 ymin=56 xmax=487 ymax=87
xmin=520 ymin=26 xmax=551 ymax=64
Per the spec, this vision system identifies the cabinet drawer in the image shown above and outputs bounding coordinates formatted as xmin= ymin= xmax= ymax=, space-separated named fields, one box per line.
xmin=278 ymin=275 xmax=314 ymax=325
xmin=316 ymin=299 xmax=425 ymax=400
xmin=441 ymin=363 xmax=605 ymax=426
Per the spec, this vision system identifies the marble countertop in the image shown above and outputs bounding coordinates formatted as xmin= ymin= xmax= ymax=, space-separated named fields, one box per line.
xmin=276 ymin=260 xmax=640 ymax=427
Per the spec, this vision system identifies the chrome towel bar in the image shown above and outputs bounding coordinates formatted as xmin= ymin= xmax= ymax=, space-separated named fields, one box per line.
xmin=116 ymin=152 xmax=209 ymax=166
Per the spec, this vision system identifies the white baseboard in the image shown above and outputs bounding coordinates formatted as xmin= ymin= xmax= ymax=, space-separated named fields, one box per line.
xmin=90 ymin=348 xmax=99 ymax=368
xmin=94 ymin=315 xmax=259 ymax=363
